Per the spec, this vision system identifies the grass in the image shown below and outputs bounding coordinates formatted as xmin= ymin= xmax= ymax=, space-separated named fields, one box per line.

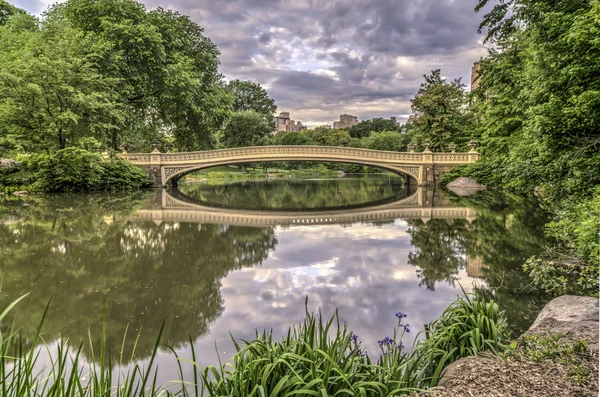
xmin=1 ymin=293 xmax=510 ymax=396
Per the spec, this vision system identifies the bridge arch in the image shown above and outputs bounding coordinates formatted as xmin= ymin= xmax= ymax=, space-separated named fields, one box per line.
xmin=162 ymin=158 xmax=419 ymax=186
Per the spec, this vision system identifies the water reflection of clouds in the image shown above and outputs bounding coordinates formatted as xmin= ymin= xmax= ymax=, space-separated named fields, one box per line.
xmin=186 ymin=221 xmax=479 ymax=370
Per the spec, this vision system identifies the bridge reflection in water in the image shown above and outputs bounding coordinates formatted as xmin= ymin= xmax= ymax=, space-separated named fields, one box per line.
xmin=131 ymin=187 xmax=477 ymax=227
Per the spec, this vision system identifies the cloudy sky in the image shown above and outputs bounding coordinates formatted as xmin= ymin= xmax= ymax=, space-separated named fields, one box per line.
xmin=14 ymin=0 xmax=491 ymax=126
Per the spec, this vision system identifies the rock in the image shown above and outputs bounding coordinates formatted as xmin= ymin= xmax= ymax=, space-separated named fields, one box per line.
xmin=526 ymin=295 xmax=599 ymax=351
xmin=529 ymin=295 xmax=599 ymax=330
xmin=0 ymin=158 xmax=22 ymax=169
xmin=446 ymin=177 xmax=486 ymax=196
xmin=337 ymin=170 xmax=346 ymax=177
xmin=438 ymin=354 xmax=494 ymax=387
xmin=527 ymin=317 xmax=599 ymax=351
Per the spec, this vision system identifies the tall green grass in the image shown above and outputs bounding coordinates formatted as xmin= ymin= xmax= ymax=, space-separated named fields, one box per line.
xmin=199 ymin=294 xmax=510 ymax=396
xmin=1 ymin=293 xmax=509 ymax=397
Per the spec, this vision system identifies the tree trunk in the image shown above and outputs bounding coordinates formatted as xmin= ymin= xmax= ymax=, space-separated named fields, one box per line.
xmin=58 ymin=129 xmax=66 ymax=149
xmin=111 ymin=130 xmax=119 ymax=150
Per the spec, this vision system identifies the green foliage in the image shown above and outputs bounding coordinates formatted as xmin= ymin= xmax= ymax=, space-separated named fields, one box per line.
xmin=227 ymin=79 xmax=277 ymax=127
xmin=0 ymin=149 xmax=149 ymax=192
xmin=101 ymin=155 xmax=151 ymax=191
xmin=0 ymin=0 xmax=236 ymax=153
xmin=348 ymin=118 xmax=401 ymax=139
xmin=0 ymin=291 xmax=510 ymax=397
xmin=201 ymin=293 xmax=509 ymax=395
xmin=508 ymin=332 xmax=592 ymax=384
xmin=361 ymin=131 xmax=409 ymax=152
xmin=0 ymin=0 xmax=24 ymax=26
xmin=306 ymin=127 xmax=352 ymax=147
xmin=276 ymin=131 xmax=313 ymax=145
xmin=465 ymin=0 xmax=600 ymax=297
xmin=222 ymin=110 xmax=272 ymax=148
xmin=406 ymin=69 xmax=474 ymax=151
xmin=415 ymin=293 xmax=509 ymax=383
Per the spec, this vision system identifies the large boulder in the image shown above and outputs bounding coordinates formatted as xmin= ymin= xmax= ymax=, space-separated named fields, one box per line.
xmin=529 ymin=295 xmax=598 ymax=329
xmin=446 ymin=177 xmax=485 ymax=196
xmin=527 ymin=295 xmax=599 ymax=351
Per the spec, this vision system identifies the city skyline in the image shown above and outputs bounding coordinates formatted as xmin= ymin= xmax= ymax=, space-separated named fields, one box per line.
xmin=12 ymin=0 xmax=491 ymax=126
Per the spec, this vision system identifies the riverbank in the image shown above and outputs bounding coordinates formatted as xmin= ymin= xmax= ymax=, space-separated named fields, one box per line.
xmin=417 ymin=295 xmax=599 ymax=397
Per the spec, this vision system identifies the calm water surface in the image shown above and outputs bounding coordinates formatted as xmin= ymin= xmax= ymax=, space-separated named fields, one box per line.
xmin=0 ymin=175 xmax=551 ymax=384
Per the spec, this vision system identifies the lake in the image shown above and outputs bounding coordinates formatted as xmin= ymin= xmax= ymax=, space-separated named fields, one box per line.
xmin=0 ymin=175 xmax=551 ymax=385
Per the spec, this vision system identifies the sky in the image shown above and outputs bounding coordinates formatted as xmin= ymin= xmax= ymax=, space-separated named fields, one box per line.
xmin=13 ymin=0 xmax=491 ymax=127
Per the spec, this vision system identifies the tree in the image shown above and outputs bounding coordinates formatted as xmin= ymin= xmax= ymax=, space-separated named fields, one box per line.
xmin=223 ymin=111 xmax=272 ymax=171
xmin=0 ymin=20 xmax=122 ymax=150
xmin=407 ymin=70 xmax=473 ymax=152
xmin=45 ymin=0 xmax=233 ymax=151
xmin=0 ymin=0 xmax=24 ymax=26
xmin=277 ymin=131 xmax=313 ymax=146
xmin=306 ymin=127 xmax=351 ymax=147
xmin=348 ymin=118 xmax=401 ymax=139
xmin=227 ymin=79 xmax=277 ymax=127
xmin=361 ymin=131 xmax=409 ymax=152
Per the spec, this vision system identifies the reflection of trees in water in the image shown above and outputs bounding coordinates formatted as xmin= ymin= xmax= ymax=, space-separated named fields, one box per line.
xmin=407 ymin=192 xmax=551 ymax=335
xmin=407 ymin=219 xmax=470 ymax=290
xmin=177 ymin=176 xmax=406 ymax=211
xmin=0 ymin=194 xmax=277 ymax=362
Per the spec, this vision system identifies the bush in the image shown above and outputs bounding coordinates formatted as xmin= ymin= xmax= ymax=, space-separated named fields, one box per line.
xmin=0 ymin=149 xmax=149 ymax=193
xmin=25 ymin=148 xmax=105 ymax=192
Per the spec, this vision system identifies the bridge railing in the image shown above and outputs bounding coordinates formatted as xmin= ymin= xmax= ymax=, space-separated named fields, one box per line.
xmin=119 ymin=145 xmax=478 ymax=165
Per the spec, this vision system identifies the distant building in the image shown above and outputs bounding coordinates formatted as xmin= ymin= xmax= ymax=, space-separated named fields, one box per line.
xmin=333 ymin=114 xmax=358 ymax=129
xmin=390 ymin=116 xmax=398 ymax=124
xmin=471 ymin=61 xmax=481 ymax=91
xmin=274 ymin=111 xmax=305 ymax=132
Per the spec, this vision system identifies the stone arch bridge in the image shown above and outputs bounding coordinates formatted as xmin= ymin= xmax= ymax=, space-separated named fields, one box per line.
xmin=129 ymin=187 xmax=477 ymax=227
xmin=120 ymin=145 xmax=479 ymax=187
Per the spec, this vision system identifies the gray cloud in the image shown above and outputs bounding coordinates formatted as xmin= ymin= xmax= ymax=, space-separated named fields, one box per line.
xmin=13 ymin=0 xmax=491 ymax=125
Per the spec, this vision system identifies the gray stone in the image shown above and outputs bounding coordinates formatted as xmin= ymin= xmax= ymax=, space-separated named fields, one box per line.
xmin=0 ymin=158 xmax=22 ymax=169
xmin=446 ymin=177 xmax=486 ymax=196
xmin=529 ymin=295 xmax=599 ymax=330
xmin=438 ymin=353 xmax=495 ymax=387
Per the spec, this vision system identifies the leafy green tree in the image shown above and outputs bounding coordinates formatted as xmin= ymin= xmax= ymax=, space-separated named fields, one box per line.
xmin=306 ymin=127 xmax=351 ymax=147
xmin=223 ymin=110 xmax=272 ymax=172
xmin=361 ymin=131 xmax=408 ymax=152
xmin=348 ymin=118 xmax=401 ymax=139
xmin=0 ymin=0 xmax=24 ymax=26
xmin=227 ymin=79 xmax=277 ymax=127
xmin=407 ymin=70 xmax=473 ymax=151
xmin=465 ymin=0 xmax=600 ymax=296
xmin=277 ymin=132 xmax=313 ymax=146
xmin=0 ymin=21 xmax=122 ymax=150
xmin=40 ymin=0 xmax=232 ymax=151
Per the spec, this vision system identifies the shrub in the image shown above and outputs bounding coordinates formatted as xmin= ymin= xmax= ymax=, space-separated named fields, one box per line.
xmin=101 ymin=155 xmax=151 ymax=191
xmin=2 ymin=149 xmax=150 ymax=193
xmin=25 ymin=148 xmax=105 ymax=192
